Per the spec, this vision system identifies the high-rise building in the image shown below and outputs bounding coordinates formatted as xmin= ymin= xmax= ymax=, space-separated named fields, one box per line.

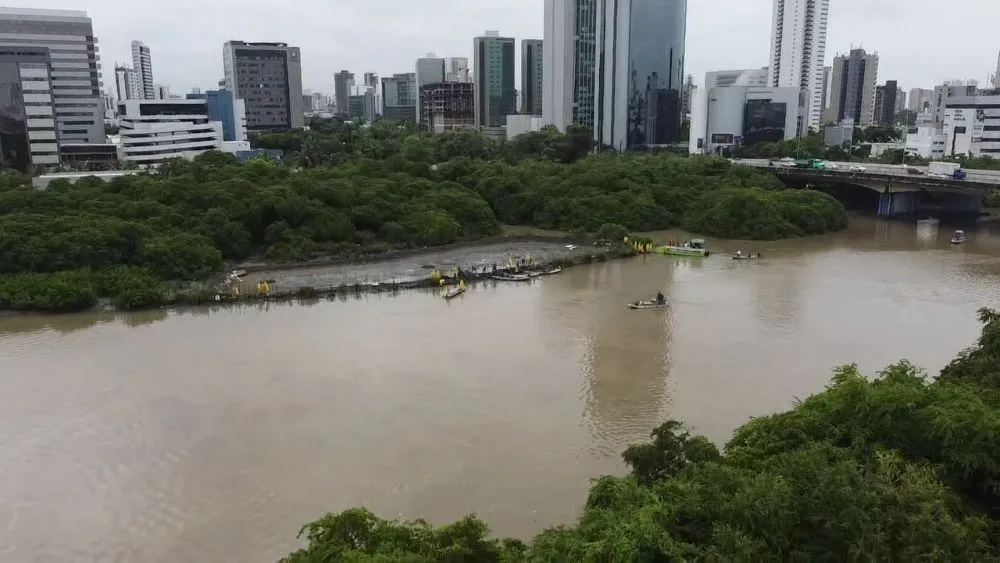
xmin=908 ymin=88 xmax=933 ymax=112
xmin=473 ymin=32 xmax=515 ymax=128
xmin=362 ymin=73 xmax=381 ymax=117
xmin=521 ymin=39 xmax=543 ymax=116
xmin=0 ymin=45 xmax=59 ymax=171
xmin=0 ymin=8 xmax=104 ymax=144
xmin=154 ymin=84 xmax=170 ymax=100
xmin=542 ymin=0 xmax=597 ymax=131
xmin=821 ymin=66 xmax=833 ymax=116
xmin=415 ymin=54 xmax=445 ymax=125
xmin=223 ymin=41 xmax=304 ymax=131
xmin=767 ymin=0 xmax=830 ymax=134
xmin=115 ymin=65 xmax=142 ymax=101
xmin=894 ymin=85 xmax=906 ymax=115
xmin=130 ymin=40 xmax=154 ymax=99
xmin=681 ymin=74 xmax=695 ymax=117
xmin=446 ymin=57 xmax=469 ymax=83
xmin=825 ymin=48 xmax=879 ymax=126
xmin=382 ymin=72 xmax=417 ymax=122
xmin=594 ymin=0 xmax=687 ymax=150
xmin=334 ymin=70 xmax=354 ymax=116
xmin=873 ymin=80 xmax=898 ymax=125
xmin=420 ymin=82 xmax=475 ymax=133
xmin=995 ymin=50 xmax=1000 ymax=88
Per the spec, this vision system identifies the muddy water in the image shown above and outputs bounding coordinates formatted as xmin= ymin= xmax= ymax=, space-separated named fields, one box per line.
xmin=2 ymin=217 xmax=999 ymax=562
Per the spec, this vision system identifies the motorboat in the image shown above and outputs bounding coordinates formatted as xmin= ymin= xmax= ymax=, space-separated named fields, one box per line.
xmin=491 ymin=273 xmax=531 ymax=282
xmin=654 ymin=238 xmax=709 ymax=257
xmin=951 ymin=230 xmax=966 ymax=244
xmin=732 ymin=252 xmax=763 ymax=260
xmin=628 ymin=299 xmax=669 ymax=310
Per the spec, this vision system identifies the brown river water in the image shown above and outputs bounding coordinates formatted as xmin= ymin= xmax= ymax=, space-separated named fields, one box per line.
xmin=2 ymin=217 xmax=1000 ymax=562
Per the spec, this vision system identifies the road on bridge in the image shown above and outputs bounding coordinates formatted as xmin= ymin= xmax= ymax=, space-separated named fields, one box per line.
xmin=732 ymin=158 xmax=1000 ymax=186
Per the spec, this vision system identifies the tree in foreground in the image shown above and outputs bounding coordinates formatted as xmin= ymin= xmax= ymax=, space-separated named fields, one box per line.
xmin=284 ymin=308 xmax=1000 ymax=561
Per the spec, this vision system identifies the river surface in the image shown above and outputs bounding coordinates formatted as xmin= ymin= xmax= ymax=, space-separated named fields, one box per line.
xmin=2 ymin=217 xmax=1000 ymax=562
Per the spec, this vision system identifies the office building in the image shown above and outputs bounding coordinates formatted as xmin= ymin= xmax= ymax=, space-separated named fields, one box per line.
xmin=767 ymin=0 xmax=830 ymax=133
xmin=420 ymin=81 xmax=474 ymax=133
xmin=223 ymin=41 xmax=304 ymax=131
xmin=904 ymin=125 xmax=946 ymax=159
xmin=688 ymin=85 xmax=800 ymax=155
xmin=521 ymin=39 xmax=543 ymax=116
xmin=382 ymin=72 xmax=416 ymax=122
xmin=348 ymin=87 xmax=377 ymax=122
xmin=894 ymin=85 xmax=906 ymax=114
xmin=446 ymin=57 xmax=469 ymax=82
xmin=115 ymin=65 xmax=141 ymax=101
xmin=333 ymin=70 xmax=354 ymax=116
xmin=506 ymin=114 xmax=543 ymax=139
xmin=130 ymin=40 xmax=153 ymax=99
xmin=943 ymin=93 xmax=1000 ymax=157
xmin=933 ymin=81 xmax=977 ymax=126
xmin=154 ymin=84 xmax=170 ymax=100
xmin=542 ymin=0 xmax=598 ymax=132
xmin=0 ymin=8 xmax=104 ymax=144
xmin=186 ymin=89 xmax=247 ymax=142
xmin=594 ymin=0 xmax=687 ymax=149
xmin=117 ymin=99 xmax=222 ymax=165
xmin=705 ymin=68 xmax=767 ymax=89
xmin=0 ymin=46 xmax=59 ymax=171
xmin=101 ymin=92 xmax=115 ymax=121
xmin=873 ymin=80 xmax=898 ymax=125
xmin=908 ymin=88 xmax=933 ymax=112
xmin=415 ymin=54 xmax=445 ymax=124
xmin=825 ymin=48 xmax=879 ymax=126
xmin=473 ymin=32 xmax=515 ymax=128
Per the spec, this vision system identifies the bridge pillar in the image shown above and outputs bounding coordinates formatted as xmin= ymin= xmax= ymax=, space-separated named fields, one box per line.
xmin=876 ymin=191 xmax=920 ymax=217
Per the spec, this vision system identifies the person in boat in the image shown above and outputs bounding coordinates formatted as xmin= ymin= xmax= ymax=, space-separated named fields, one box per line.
xmin=736 ymin=250 xmax=743 ymax=258
xmin=656 ymin=291 xmax=665 ymax=305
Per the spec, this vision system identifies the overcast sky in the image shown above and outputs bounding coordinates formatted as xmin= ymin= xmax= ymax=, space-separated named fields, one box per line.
xmin=26 ymin=0 xmax=1000 ymax=96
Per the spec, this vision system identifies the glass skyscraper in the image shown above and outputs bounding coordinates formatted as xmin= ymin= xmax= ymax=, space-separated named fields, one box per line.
xmin=594 ymin=0 xmax=687 ymax=150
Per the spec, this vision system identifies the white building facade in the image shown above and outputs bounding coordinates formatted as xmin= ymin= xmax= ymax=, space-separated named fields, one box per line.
xmin=5 ymin=46 xmax=60 ymax=168
xmin=130 ymin=40 xmax=153 ymax=99
xmin=704 ymin=68 xmax=767 ymax=89
xmin=117 ymin=99 xmax=222 ymax=166
xmin=115 ymin=65 xmax=141 ymax=101
xmin=689 ymin=85 xmax=800 ymax=155
xmin=767 ymin=0 xmax=830 ymax=134
xmin=943 ymin=94 xmax=1000 ymax=158
xmin=904 ymin=125 xmax=946 ymax=158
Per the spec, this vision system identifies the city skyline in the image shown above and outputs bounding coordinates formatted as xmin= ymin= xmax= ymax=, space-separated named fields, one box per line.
xmin=21 ymin=0 xmax=1000 ymax=97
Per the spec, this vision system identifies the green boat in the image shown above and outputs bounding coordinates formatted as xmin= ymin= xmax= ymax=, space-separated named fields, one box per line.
xmin=654 ymin=238 xmax=709 ymax=257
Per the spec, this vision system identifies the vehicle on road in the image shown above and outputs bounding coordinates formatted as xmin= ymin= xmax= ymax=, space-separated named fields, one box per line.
xmin=825 ymin=162 xmax=839 ymax=170
xmin=795 ymin=158 xmax=826 ymax=170
xmin=928 ymin=161 xmax=967 ymax=179
xmin=850 ymin=165 xmax=867 ymax=172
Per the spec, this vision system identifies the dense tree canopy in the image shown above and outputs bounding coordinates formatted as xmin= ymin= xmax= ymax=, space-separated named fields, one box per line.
xmin=284 ymin=308 xmax=1000 ymax=561
xmin=3 ymin=122 xmax=848 ymax=312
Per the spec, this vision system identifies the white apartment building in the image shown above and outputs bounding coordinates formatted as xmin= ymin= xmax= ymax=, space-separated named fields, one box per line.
xmin=767 ymin=0 xmax=830 ymax=133
xmin=117 ymin=99 xmax=222 ymax=166
xmin=130 ymin=40 xmax=153 ymax=99
xmin=115 ymin=65 xmax=141 ymax=101
xmin=0 ymin=7 xmax=105 ymax=144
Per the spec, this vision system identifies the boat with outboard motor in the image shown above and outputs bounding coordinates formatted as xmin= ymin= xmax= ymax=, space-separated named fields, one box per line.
xmin=732 ymin=252 xmax=763 ymax=260
xmin=628 ymin=300 xmax=669 ymax=310
xmin=491 ymin=273 xmax=531 ymax=282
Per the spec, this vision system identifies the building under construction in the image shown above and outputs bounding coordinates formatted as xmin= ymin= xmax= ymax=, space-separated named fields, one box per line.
xmin=419 ymin=82 xmax=475 ymax=133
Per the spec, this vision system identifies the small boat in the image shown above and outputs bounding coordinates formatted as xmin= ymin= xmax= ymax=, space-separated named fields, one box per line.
xmin=654 ymin=238 xmax=709 ymax=257
xmin=732 ymin=253 xmax=763 ymax=260
xmin=628 ymin=300 xmax=669 ymax=310
xmin=230 ymin=269 xmax=248 ymax=278
xmin=539 ymin=267 xmax=562 ymax=276
xmin=951 ymin=230 xmax=966 ymax=244
xmin=565 ymin=244 xmax=578 ymax=250
xmin=491 ymin=273 xmax=531 ymax=282
xmin=442 ymin=286 xmax=466 ymax=300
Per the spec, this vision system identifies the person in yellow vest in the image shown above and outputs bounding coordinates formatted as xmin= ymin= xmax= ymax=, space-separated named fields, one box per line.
xmin=459 ymin=279 xmax=465 ymax=290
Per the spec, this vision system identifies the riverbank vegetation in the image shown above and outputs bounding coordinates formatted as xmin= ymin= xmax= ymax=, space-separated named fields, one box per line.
xmin=1 ymin=121 xmax=847 ymax=312
xmin=282 ymin=308 xmax=1000 ymax=561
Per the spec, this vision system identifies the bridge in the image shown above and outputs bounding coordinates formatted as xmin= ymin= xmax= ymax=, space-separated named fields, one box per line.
xmin=735 ymin=158 xmax=1000 ymax=217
